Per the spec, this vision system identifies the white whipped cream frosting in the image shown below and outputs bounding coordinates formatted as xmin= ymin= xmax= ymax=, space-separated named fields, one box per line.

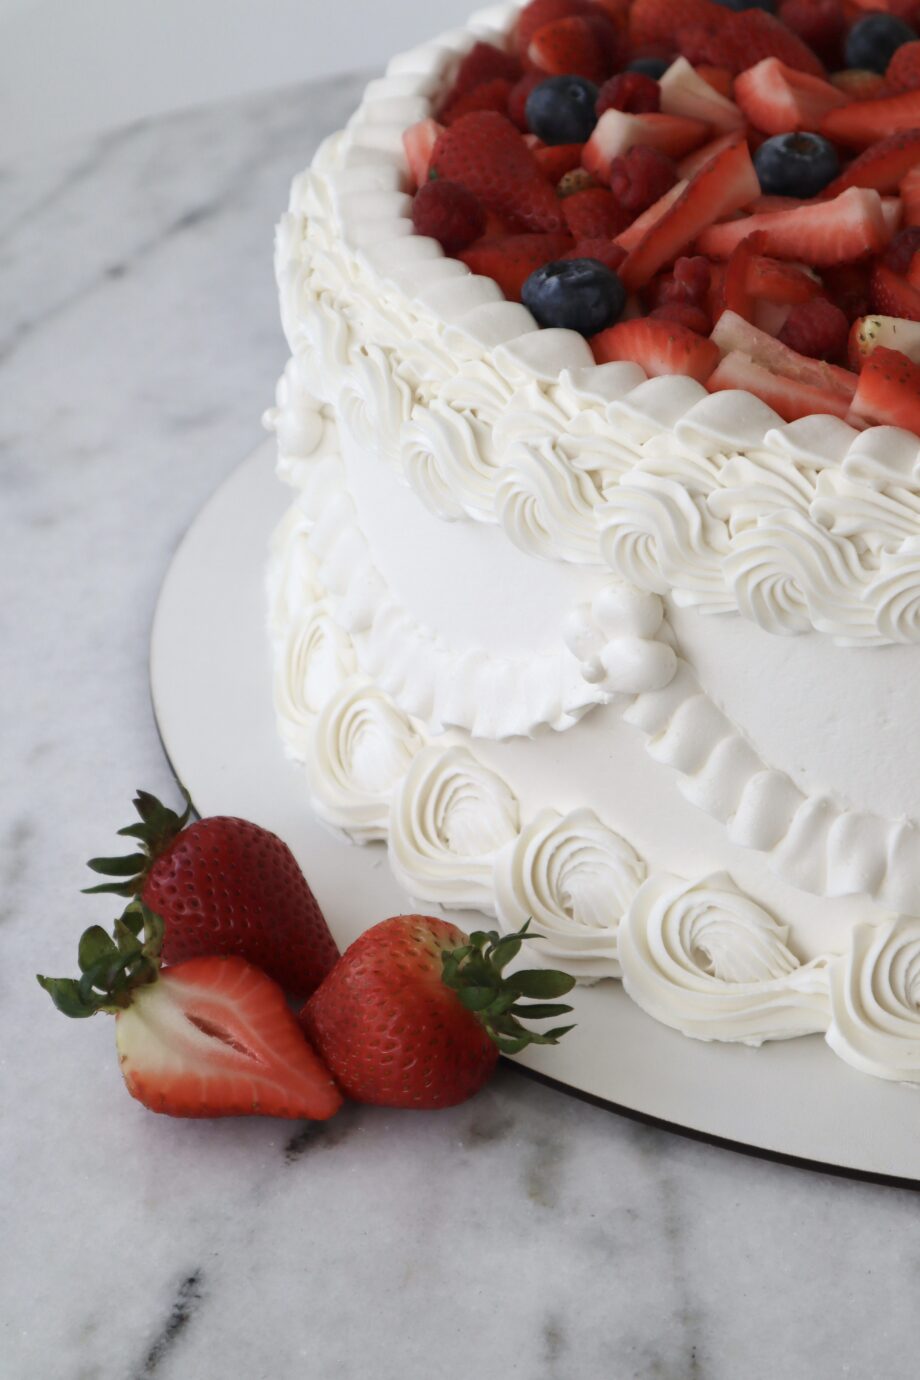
xmin=826 ymin=919 xmax=920 ymax=1080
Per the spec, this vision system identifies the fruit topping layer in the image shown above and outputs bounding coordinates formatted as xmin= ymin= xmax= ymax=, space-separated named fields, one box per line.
xmin=404 ymin=0 xmax=920 ymax=437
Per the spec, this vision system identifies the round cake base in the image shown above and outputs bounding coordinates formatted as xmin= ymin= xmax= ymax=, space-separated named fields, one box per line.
xmin=150 ymin=441 xmax=920 ymax=1186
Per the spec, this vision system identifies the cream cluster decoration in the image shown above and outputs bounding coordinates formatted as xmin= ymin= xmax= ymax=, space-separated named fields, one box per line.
xmin=563 ymin=582 xmax=677 ymax=698
xmin=618 ymin=873 xmax=831 ymax=1044
xmin=494 ymin=808 xmax=646 ymax=980
xmin=826 ymin=919 xmax=920 ymax=1080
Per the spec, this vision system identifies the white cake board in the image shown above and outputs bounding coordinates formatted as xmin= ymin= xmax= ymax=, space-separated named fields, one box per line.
xmin=150 ymin=443 xmax=920 ymax=1186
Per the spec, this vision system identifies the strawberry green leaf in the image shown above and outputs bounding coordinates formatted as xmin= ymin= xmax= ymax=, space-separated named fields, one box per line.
xmin=507 ymin=969 xmax=576 ymax=999
xmin=36 ymin=976 xmax=99 ymax=1018
xmin=457 ymin=985 xmax=501 ymax=1012
xmin=509 ymin=1002 xmax=574 ymax=1020
xmin=78 ymin=925 xmax=118 ymax=973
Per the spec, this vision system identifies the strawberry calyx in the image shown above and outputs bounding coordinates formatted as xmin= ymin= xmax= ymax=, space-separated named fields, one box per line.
xmin=37 ymin=900 xmax=165 ymax=1018
xmin=83 ymin=788 xmax=192 ymax=898
xmin=439 ymin=921 xmax=576 ymax=1054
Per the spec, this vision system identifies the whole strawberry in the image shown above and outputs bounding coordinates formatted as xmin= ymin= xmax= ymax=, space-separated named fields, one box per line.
xmin=300 ymin=915 xmax=575 ymax=1109
xmin=85 ymin=791 xmax=339 ymax=999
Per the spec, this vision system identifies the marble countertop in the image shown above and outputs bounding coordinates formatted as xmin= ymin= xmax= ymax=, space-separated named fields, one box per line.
xmin=4 ymin=75 xmax=920 ymax=1380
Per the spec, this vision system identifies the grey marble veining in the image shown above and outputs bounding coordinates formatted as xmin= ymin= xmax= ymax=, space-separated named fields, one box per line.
xmin=3 ymin=77 xmax=920 ymax=1380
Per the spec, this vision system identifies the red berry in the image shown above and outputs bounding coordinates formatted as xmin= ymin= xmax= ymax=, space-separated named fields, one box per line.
xmin=528 ymin=15 xmax=610 ymax=82
xmin=776 ymin=0 xmax=844 ymax=68
xmin=885 ymin=225 xmax=920 ymax=274
xmin=821 ymin=262 xmax=872 ymax=321
xmin=441 ymin=78 xmax=515 ymax=126
xmin=887 ymin=40 xmax=920 ymax=91
xmin=411 ymin=179 xmax=486 ymax=253
xmin=429 ymin=112 xmax=565 ymax=232
xmin=562 ymin=237 xmax=627 ymax=271
xmin=609 ymin=144 xmax=678 ymax=215
xmin=516 ymin=0 xmax=590 ymax=54
xmin=449 ymin=41 xmax=522 ymax=99
xmin=596 ymin=72 xmax=662 ymax=116
xmin=562 ymin=186 xmax=633 ymax=237
xmin=507 ymin=70 xmax=544 ymax=129
xmin=672 ymin=254 xmax=713 ymax=303
xmin=650 ymin=302 xmax=712 ymax=333
xmin=777 ymin=297 xmax=849 ymax=361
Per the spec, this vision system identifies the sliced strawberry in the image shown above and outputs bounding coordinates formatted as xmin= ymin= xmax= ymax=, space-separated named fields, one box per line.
xmin=659 ymin=57 xmax=745 ymax=135
xmin=850 ymin=346 xmax=920 ymax=432
xmin=746 ymin=252 xmax=823 ymax=304
xmin=848 ymin=313 xmax=920 ymax=368
xmin=507 ymin=71 xmax=544 ymax=130
xmin=402 ymin=119 xmax=445 ymax=190
xmin=711 ymin=309 xmax=859 ymax=395
xmin=591 ymin=316 xmax=721 ymax=379
xmin=707 ymin=352 xmax=855 ymax=421
xmin=449 ymin=42 xmax=522 ymax=100
xmin=619 ymin=138 xmax=760 ymax=291
xmin=697 ymin=66 xmax=735 ymax=100
xmin=677 ymin=130 xmax=745 ymax=180
xmin=901 ymin=163 xmax=920 ymax=225
xmin=778 ymin=296 xmax=849 ymax=360
xmin=614 ymin=180 xmax=688 ymax=250
xmin=696 ymin=187 xmax=891 ymax=264
xmin=733 ymin=57 xmax=846 ymax=135
xmin=582 ymin=110 xmax=711 ymax=180
xmin=722 ymin=229 xmax=768 ymax=321
xmin=886 ymin=39 xmax=920 ymax=92
xmin=629 ymin=0 xmax=720 ymax=50
xmin=596 ymin=72 xmax=662 ymax=117
xmin=515 ymin=0 xmax=590 ymax=54
xmin=870 ymin=261 xmax=920 ymax=320
xmin=459 ymin=231 xmax=574 ymax=300
xmin=528 ymin=16 xmax=609 ymax=82
xmin=650 ymin=301 xmax=712 ymax=332
xmin=609 ymin=145 xmax=679 ymax=215
xmin=678 ymin=10 xmax=827 ymax=79
xmin=822 ymin=129 xmax=920 ymax=197
xmin=562 ymin=186 xmax=632 ymax=238
xmin=562 ymin=237 xmax=628 ymax=271
xmin=430 ymin=112 xmax=565 ymax=232
xmin=821 ymin=89 xmax=920 ymax=148
xmin=534 ymin=142 xmax=585 ymax=180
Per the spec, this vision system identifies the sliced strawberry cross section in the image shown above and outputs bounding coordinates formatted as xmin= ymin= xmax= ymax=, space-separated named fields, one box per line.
xmin=696 ymin=187 xmax=892 ymax=264
xmin=850 ymin=346 xmax=920 ymax=431
xmin=591 ymin=316 xmax=721 ymax=380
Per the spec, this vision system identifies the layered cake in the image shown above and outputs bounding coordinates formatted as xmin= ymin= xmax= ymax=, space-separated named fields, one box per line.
xmin=266 ymin=0 xmax=920 ymax=1082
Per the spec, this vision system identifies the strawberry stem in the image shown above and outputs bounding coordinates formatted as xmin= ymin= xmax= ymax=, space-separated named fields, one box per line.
xmin=83 ymin=788 xmax=193 ymax=897
xmin=37 ymin=900 xmax=165 ymax=1018
xmin=440 ymin=921 xmax=576 ymax=1055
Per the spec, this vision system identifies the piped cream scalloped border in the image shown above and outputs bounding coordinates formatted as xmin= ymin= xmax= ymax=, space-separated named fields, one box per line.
xmin=277 ymin=4 xmax=920 ymax=650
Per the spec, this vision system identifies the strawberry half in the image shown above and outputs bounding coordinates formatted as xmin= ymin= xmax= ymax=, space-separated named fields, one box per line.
xmin=850 ymin=346 xmax=920 ymax=431
xmin=403 ymin=119 xmax=445 ymax=190
xmin=429 ymin=112 xmax=565 ymax=232
xmin=696 ymin=187 xmax=891 ymax=264
xmin=528 ymin=15 xmax=609 ymax=82
xmin=38 ymin=903 xmax=342 ymax=1120
xmin=84 ymin=790 xmax=339 ymax=1000
xmin=733 ymin=57 xmax=846 ymax=135
xmin=678 ymin=9 xmax=827 ymax=78
xmin=821 ymin=89 xmax=920 ymax=148
xmin=870 ymin=261 xmax=920 ymax=320
xmin=848 ymin=314 xmax=920 ymax=368
xmin=583 ymin=110 xmax=711 ymax=179
xmin=822 ymin=130 xmax=920 ymax=198
xmin=591 ymin=317 xmax=721 ymax=380
xmin=707 ymin=352 xmax=855 ymax=421
xmin=301 ymin=917 xmax=575 ymax=1109
xmin=459 ymin=231 xmax=574 ymax=300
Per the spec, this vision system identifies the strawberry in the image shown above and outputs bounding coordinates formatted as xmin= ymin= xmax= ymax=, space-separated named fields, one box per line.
xmin=710 ymin=309 xmax=859 ymax=395
xmin=821 ymin=89 xmax=920 ymax=147
xmin=848 ymin=313 xmax=920 ymax=367
xmin=722 ymin=229 xmax=770 ymax=321
xmin=584 ymin=11 xmax=627 ymax=70
xmin=659 ymin=56 xmax=746 ymax=135
xmin=650 ymin=301 xmax=712 ymax=332
xmin=402 ymin=119 xmax=445 ymax=190
xmin=84 ymin=790 xmax=339 ymax=1000
xmin=677 ymin=130 xmax=746 ymax=180
xmin=696 ymin=66 xmax=736 ymax=100
xmin=695 ymin=187 xmax=891 ymax=264
xmin=301 ymin=917 xmax=575 ymax=1109
xmin=707 ymin=351 xmax=856 ymax=420
xmin=678 ymin=10 xmax=827 ymax=78
xmin=629 ymin=0 xmax=719 ymax=51
xmin=829 ymin=69 xmax=888 ymax=100
xmin=528 ymin=16 xmax=609 ymax=82
xmin=412 ymin=179 xmax=486 ymax=252
xmin=507 ymin=70 xmax=544 ymax=129
xmin=902 ymin=163 xmax=920 ymax=224
xmin=850 ymin=345 xmax=920 ymax=430
xmin=596 ymin=72 xmax=662 ymax=116
xmin=885 ymin=225 xmax=920 ymax=274
xmin=777 ymin=0 xmax=845 ymax=67
xmin=516 ymin=0 xmax=590 ymax=54
xmin=733 ymin=57 xmax=847 ymax=135
xmin=870 ymin=260 xmax=920 ymax=320
xmin=448 ymin=41 xmax=522 ymax=99
xmin=429 ymin=112 xmax=565 ymax=232
xmin=562 ymin=237 xmax=628 ymax=270
xmin=609 ymin=145 xmax=679 ymax=214
xmin=820 ymin=261 xmax=873 ymax=320
xmin=821 ymin=129 xmax=920 ymax=197
xmin=584 ymin=111 xmax=710 ymax=180
xmin=619 ymin=138 xmax=760 ymax=290
xmin=441 ymin=78 xmax=516 ymax=126
xmin=886 ymin=39 xmax=920 ymax=90
xmin=459 ymin=231 xmax=574 ymax=299
xmin=614 ymin=179 xmax=688 ymax=250
xmin=562 ymin=186 xmax=633 ymax=237
xmin=778 ymin=296 xmax=849 ymax=359
xmin=591 ymin=316 xmax=721 ymax=379
xmin=534 ymin=142 xmax=586 ymax=181
xmin=38 ymin=902 xmax=342 ymax=1120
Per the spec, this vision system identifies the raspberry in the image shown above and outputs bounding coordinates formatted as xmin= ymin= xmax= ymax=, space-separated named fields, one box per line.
xmin=650 ymin=256 xmax=712 ymax=311
xmin=650 ymin=302 xmax=711 ymax=333
xmin=777 ymin=0 xmax=844 ymax=67
xmin=608 ymin=145 xmax=677 ymax=216
xmin=562 ymin=186 xmax=632 ymax=237
xmin=507 ymin=71 xmax=543 ymax=130
xmin=777 ymin=297 xmax=849 ymax=361
xmin=596 ymin=72 xmax=661 ymax=116
xmin=887 ymin=39 xmax=920 ymax=91
xmin=821 ymin=263 xmax=871 ymax=322
xmin=885 ymin=225 xmax=920 ymax=273
xmin=411 ymin=179 xmax=486 ymax=253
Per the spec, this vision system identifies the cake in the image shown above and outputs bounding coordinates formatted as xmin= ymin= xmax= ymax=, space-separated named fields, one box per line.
xmin=265 ymin=0 xmax=920 ymax=1084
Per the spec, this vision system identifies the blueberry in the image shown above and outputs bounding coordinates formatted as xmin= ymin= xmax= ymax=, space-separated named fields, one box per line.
xmin=712 ymin=0 xmax=777 ymax=10
xmin=522 ymin=258 xmax=626 ymax=335
xmin=525 ymin=76 xmax=599 ymax=146
xmin=845 ymin=13 xmax=917 ymax=73
xmin=753 ymin=131 xmax=840 ymax=198
xmin=626 ymin=57 xmax=669 ymax=79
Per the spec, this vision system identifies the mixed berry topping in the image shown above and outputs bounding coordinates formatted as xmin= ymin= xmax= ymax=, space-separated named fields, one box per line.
xmin=402 ymin=0 xmax=920 ymax=437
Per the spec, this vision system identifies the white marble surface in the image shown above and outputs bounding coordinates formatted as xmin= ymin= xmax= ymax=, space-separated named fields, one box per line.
xmin=4 ymin=75 xmax=920 ymax=1380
